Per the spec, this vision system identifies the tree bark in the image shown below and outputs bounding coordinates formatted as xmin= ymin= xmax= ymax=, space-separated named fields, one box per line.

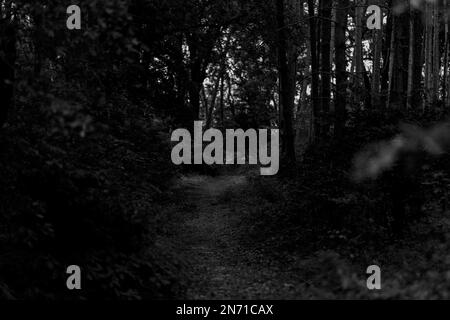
xmin=445 ymin=0 xmax=450 ymax=107
xmin=186 ymin=28 xmax=218 ymax=127
xmin=227 ymin=74 xmax=235 ymax=120
xmin=353 ymin=0 xmax=364 ymax=108
xmin=319 ymin=0 xmax=332 ymax=137
xmin=205 ymin=35 xmax=230 ymax=129
xmin=406 ymin=4 xmax=415 ymax=110
xmin=205 ymin=68 xmax=222 ymax=128
xmin=407 ymin=6 xmax=424 ymax=110
xmin=219 ymin=74 xmax=225 ymax=128
xmin=432 ymin=2 xmax=440 ymax=105
xmin=387 ymin=14 xmax=396 ymax=109
xmin=276 ymin=0 xmax=296 ymax=163
xmin=307 ymin=0 xmax=320 ymax=139
xmin=334 ymin=0 xmax=348 ymax=138
xmin=381 ymin=3 xmax=393 ymax=98
xmin=0 ymin=2 xmax=17 ymax=128
xmin=387 ymin=1 xmax=409 ymax=109
xmin=424 ymin=1 xmax=433 ymax=108
xmin=371 ymin=0 xmax=382 ymax=108
xmin=187 ymin=33 xmax=203 ymax=124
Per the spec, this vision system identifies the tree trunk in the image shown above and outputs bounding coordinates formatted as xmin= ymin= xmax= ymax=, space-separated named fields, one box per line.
xmin=205 ymin=69 xmax=222 ymax=128
xmin=227 ymin=74 xmax=235 ymax=120
xmin=432 ymin=2 xmax=440 ymax=105
xmin=219 ymin=74 xmax=225 ymax=128
xmin=424 ymin=1 xmax=434 ymax=108
xmin=387 ymin=15 xmax=396 ymax=109
xmin=445 ymin=0 xmax=450 ymax=107
xmin=319 ymin=0 xmax=332 ymax=137
xmin=299 ymin=1 xmax=309 ymax=118
xmin=334 ymin=0 xmax=348 ymax=138
xmin=330 ymin=2 xmax=336 ymax=68
xmin=187 ymin=33 xmax=203 ymax=124
xmin=186 ymin=31 xmax=216 ymax=127
xmin=413 ymin=6 xmax=424 ymax=109
xmin=381 ymin=3 xmax=393 ymax=97
xmin=307 ymin=0 xmax=320 ymax=139
xmin=276 ymin=0 xmax=296 ymax=163
xmin=353 ymin=0 xmax=364 ymax=108
xmin=189 ymin=61 xmax=203 ymax=123
xmin=387 ymin=1 xmax=409 ymax=109
xmin=371 ymin=0 xmax=383 ymax=108
xmin=0 ymin=2 xmax=17 ymax=128
xmin=407 ymin=6 xmax=424 ymax=109
xmin=406 ymin=4 xmax=415 ymax=110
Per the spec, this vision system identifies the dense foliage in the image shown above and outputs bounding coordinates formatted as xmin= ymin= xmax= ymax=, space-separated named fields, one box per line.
xmin=0 ymin=0 xmax=449 ymax=299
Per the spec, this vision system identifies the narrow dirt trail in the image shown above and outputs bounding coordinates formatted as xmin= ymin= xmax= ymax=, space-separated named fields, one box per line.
xmin=170 ymin=173 xmax=310 ymax=300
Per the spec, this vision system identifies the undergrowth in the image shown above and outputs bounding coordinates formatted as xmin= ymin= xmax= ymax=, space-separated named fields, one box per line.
xmin=224 ymin=108 xmax=450 ymax=298
xmin=0 ymin=91 xmax=184 ymax=299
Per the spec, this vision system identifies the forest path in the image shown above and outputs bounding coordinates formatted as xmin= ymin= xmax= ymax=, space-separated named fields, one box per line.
xmin=169 ymin=173 xmax=308 ymax=299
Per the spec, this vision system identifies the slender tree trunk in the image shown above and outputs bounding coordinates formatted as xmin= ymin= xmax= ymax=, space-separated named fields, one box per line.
xmin=205 ymin=68 xmax=223 ymax=128
xmin=432 ymin=2 xmax=440 ymax=105
xmin=407 ymin=6 xmax=424 ymax=109
xmin=287 ymin=0 xmax=298 ymax=136
xmin=388 ymin=2 xmax=409 ymax=109
xmin=407 ymin=4 xmax=415 ymax=110
xmin=371 ymin=0 xmax=383 ymax=108
xmin=363 ymin=62 xmax=372 ymax=109
xmin=424 ymin=2 xmax=433 ymax=108
xmin=319 ymin=0 xmax=332 ymax=137
xmin=32 ymin=7 xmax=44 ymax=78
xmin=381 ymin=3 xmax=393 ymax=98
xmin=413 ymin=8 xmax=424 ymax=108
xmin=187 ymin=35 xmax=201 ymax=123
xmin=387 ymin=15 xmax=396 ymax=108
xmin=354 ymin=0 xmax=364 ymax=108
xmin=205 ymin=34 xmax=231 ymax=129
xmin=219 ymin=74 xmax=225 ymax=128
xmin=227 ymin=74 xmax=235 ymax=120
xmin=0 ymin=2 xmax=17 ymax=128
xmin=424 ymin=2 xmax=429 ymax=108
xmin=276 ymin=0 xmax=296 ymax=163
xmin=334 ymin=0 xmax=348 ymax=138
xmin=445 ymin=0 xmax=450 ymax=107
xmin=186 ymin=32 xmax=214 ymax=127
xmin=172 ymin=35 xmax=190 ymax=125
xmin=307 ymin=0 xmax=320 ymax=139
xmin=299 ymin=1 xmax=309 ymax=119
xmin=188 ymin=56 xmax=203 ymax=123
xmin=298 ymin=1 xmax=314 ymax=148
xmin=201 ymin=86 xmax=208 ymax=117
xmin=330 ymin=2 xmax=336 ymax=68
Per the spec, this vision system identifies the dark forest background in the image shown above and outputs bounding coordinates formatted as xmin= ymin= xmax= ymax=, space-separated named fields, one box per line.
xmin=1 ymin=0 xmax=450 ymax=299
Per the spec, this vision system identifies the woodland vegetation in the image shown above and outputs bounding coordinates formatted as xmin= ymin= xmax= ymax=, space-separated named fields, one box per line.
xmin=1 ymin=0 xmax=450 ymax=299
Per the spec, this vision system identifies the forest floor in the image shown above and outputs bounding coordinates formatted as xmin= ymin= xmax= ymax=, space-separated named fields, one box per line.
xmin=159 ymin=168 xmax=450 ymax=299
xmin=164 ymin=172 xmax=315 ymax=299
